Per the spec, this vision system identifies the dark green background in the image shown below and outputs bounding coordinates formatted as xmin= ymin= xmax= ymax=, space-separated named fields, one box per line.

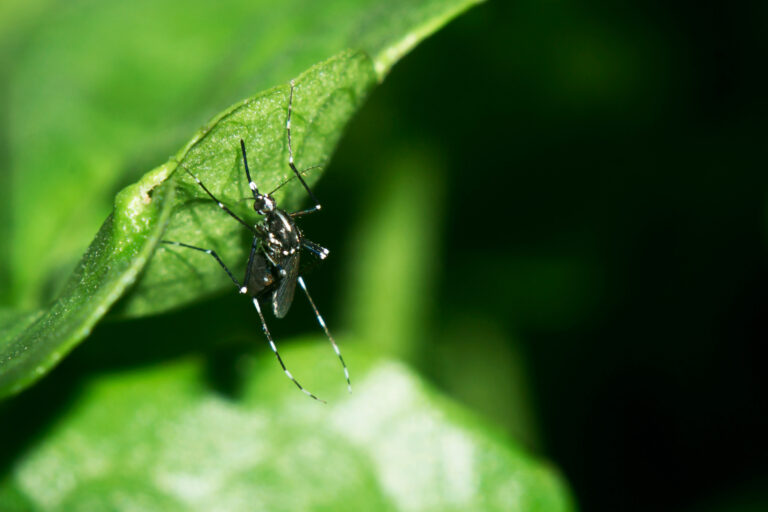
xmin=326 ymin=1 xmax=768 ymax=510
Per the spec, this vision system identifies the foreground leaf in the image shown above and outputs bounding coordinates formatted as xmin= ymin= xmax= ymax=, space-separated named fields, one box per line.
xmin=0 ymin=342 xmax=575 ymax=512
xmin=0 ymin=170 xmax=174 ymax=399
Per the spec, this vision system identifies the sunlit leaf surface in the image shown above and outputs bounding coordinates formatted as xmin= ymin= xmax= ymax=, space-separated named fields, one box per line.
xmin=0 ymin=342 xmax=575 ymax=512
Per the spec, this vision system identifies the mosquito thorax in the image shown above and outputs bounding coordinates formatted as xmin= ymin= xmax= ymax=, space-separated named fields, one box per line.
xmin=261 ymin=209 xmax=301 ymax=260
xmin=253 ymin=194 xmax=276 ymax=215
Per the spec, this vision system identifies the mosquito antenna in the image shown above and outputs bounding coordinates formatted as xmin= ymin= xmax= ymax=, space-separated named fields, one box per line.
xmin=241 ymin=139 xmax=260 ymax=197
xmin=176 ymin=162 xmax=258 ymax=235
xmin=268 ymin=165 xmax=324 ymax=196
xmin=286 ymin=80 xmax=322 ymax=211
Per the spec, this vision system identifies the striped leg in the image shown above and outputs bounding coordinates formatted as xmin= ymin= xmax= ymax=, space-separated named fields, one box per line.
xmin=297 ymin=276 xmax=351 ymax=393
xmin=241 ymin=236 xmax=261 ymax=295
xmin=179 ymin=165 xmax=258 ymax=235
xmin=160 ymin=241 xmax=241 ymax=290
xmin=286 ymin=80 xmax=322 ymax=213
xmin=290 ymin=206 xmax=322 ymax=218
xmin=302 ymin=239 xmax=329 ymax=260
xmin=240 ymin=138 xmax=260 ymax=198
xmin=252 ymin=296 xmax=325 ymax=403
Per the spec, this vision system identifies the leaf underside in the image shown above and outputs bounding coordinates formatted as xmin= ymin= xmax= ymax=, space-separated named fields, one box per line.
xmin=118 ymin=51 xmax=376 ymax=318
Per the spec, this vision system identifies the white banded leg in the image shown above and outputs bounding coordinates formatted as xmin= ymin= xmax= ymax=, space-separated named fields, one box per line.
xmin=290 ymin=206 xmax=322 ymax=218
xmin=252 ymin=297 xmax=325 ymax=403
xmin=239 ymin=139 xmax=261 ymax=197
xmin=297 ymin=276 xmax=351 ymax=393
xmin=160 ymin=241 xmax=246 ymax=293
xmin=241 ymin=236 xmax=260 ymax=294
xmin=180 ymin=165 xmax=258 ymax=235
xmin=286 ymin=79 xmax=322 ymax=212
xmin=302 ymin=239 xmax=329 ymax=260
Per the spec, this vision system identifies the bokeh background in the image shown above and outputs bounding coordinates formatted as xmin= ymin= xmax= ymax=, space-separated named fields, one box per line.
xmin=1 ymin=0 xmax=767 ymax=510
xmin=330 ymin=1 xmax=768 ymax=509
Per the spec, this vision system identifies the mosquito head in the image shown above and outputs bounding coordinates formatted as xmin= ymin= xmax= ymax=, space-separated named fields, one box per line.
xmin=253 ymin=193 xmax=276 ymax=215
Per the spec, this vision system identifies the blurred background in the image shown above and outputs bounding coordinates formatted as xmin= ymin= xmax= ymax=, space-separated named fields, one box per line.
xmin=329 ymin=1 xmax=768 ymax=509
xmin=1 ymin=0 xmax=767 ymax=510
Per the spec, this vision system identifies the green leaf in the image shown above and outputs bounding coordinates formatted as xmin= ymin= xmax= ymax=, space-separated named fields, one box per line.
xmin=0 ymin=50 xmax=373 ymax=400
xmin=343 ymin=147 xmax=445 ymax=360
xmin=0 ymin=341 xmax=575 ymax=512
xmin=117 ymin=51 xmax=376 ymax=317
xmin=0 ymin=0 xmax=483 ymax=399
xmin=0 ymin=167 xmax=174 ymax=399
xmin=4 ymin=0 xmax=482 ymax=309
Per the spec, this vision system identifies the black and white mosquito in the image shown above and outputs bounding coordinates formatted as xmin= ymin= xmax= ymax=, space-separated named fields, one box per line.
xmin=161 ymin=80 xmax=349 ymax=403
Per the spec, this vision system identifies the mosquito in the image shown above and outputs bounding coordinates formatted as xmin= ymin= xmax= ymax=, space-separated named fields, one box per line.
xmin=161 ymin=80 xmax=349 ymax=403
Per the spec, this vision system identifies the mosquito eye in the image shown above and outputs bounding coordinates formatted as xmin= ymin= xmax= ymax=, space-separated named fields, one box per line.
xmin=253 ymin=196 xmax=270 ymax=212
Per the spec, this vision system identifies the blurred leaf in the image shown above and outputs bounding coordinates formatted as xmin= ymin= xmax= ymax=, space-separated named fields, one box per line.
xmin=5 ymin=0 xmax=482 ymax=309
xmin=0 ymin=341 xmax=575 ymax=512
xmin=0 ymin=167 xmax=174 ymax=399
xmin=433 ymin=315 xmax=542 ymax=450
xmin=343 ymin=148 xmax=444 ymax=360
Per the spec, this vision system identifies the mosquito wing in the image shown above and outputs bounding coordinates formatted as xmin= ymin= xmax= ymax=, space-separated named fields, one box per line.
xmin=272 ymin=252 xmax=300 ymax=318
xmin=246 ymin=252 xmax=274 ymax=297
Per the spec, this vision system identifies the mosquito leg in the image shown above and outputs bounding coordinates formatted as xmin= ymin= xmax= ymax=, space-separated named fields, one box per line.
xmin=263 ymin=251 xmax=288 ymax=277
xmin=160 ymin=241 xmax=242 ymax=290
xmin=290 ymin=207 xmax=322 ymax=218
xmin=179 ymin=165 xmax=258 ymax=235
xmin=241 ymin=236 xmax=260 ymax=294
xmin=301 ymin=239 xmax=329 ymax=260
xmin=286 ymin=79 xmax=322 ymax=213
xmin=240 ymin=139 xmax=260 ymax=197
xmin=252 ymin=297 xmax=325 ymax=403
xmin=297 ymin=276 xmax=351 ymax=393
